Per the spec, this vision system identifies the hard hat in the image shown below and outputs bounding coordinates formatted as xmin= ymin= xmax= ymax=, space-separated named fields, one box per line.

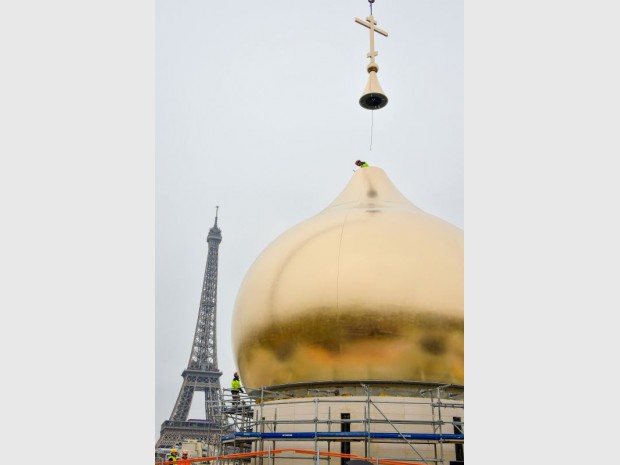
xmin=234 ymin=371 xmax=238 ymax=376
xmin=171 ymin=449 xmax=178 ymax=453
xmin=182 ymin=451 xmax=188 ymax=455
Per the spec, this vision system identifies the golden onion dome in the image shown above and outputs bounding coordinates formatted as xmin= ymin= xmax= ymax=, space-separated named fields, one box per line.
xmin=232 ymin=166 xmax=463 ymax=388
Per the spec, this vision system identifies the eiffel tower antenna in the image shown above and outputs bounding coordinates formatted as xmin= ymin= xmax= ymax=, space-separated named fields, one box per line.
xmin=156 ymin=207 xmax=225 ymax=448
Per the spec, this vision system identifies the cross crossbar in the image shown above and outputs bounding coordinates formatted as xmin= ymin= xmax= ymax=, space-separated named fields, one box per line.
xmin=355 ymin=17 xmax=388 ymax=37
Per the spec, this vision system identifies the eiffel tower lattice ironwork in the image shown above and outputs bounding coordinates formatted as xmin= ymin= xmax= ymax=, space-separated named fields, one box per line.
xmin=156 ymin=207 xmax=226 ymax=448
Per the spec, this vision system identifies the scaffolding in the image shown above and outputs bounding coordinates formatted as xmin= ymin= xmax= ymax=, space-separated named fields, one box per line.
xmin=214 ymin=382 xmax=464 ymax=465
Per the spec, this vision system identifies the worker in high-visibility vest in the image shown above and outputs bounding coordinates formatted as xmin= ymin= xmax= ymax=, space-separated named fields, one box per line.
xmin=178 ymin=450 xmax=190 ymax=465
xmin=355 ymin=160 xmax=369 ymax=168
xmin=167 ymin=449 xmax=178 ymax=462
xmin=231 ymin=371 xmax=244 ymax=408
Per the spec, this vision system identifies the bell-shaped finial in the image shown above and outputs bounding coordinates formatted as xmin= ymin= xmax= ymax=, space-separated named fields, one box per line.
xmin=355 ymin=8 xmax=389 ymax=110
xmin=360 ymin=64 xmax=388 ymax=110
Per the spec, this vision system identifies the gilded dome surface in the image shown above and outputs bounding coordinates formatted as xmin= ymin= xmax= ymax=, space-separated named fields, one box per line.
xmin=232 ymin=167 xmax=463 ymax=388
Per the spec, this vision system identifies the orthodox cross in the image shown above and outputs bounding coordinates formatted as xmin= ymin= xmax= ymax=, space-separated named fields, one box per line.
xmin=355 ymin=15 xmax=388 ymax=69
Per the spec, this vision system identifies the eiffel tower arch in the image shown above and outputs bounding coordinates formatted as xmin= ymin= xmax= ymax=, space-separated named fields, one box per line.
xmin=156 ymin=208 xmax=226 ymax=448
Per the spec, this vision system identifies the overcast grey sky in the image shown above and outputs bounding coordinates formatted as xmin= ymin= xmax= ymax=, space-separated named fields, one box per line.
xmin=155 ymin=0 xmax=463 ymax=441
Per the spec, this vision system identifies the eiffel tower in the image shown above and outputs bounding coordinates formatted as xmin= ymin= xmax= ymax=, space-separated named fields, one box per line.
xmin=156 ymin=207 xmax=226 ymax=448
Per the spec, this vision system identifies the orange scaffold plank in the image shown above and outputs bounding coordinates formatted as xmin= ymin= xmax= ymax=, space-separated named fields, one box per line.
xmin=157 ymin=448 xmax=425 ymax=465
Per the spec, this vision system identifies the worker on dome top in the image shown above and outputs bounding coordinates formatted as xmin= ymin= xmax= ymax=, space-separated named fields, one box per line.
xmin=355 ymin=160 xmax=369 ymax=168
xmin=231 ymin=371 xmax=244 ymax=408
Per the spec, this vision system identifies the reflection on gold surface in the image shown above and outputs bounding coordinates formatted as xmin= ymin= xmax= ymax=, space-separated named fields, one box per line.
xmin=232 ymin=167 xmax=463 ymax=388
